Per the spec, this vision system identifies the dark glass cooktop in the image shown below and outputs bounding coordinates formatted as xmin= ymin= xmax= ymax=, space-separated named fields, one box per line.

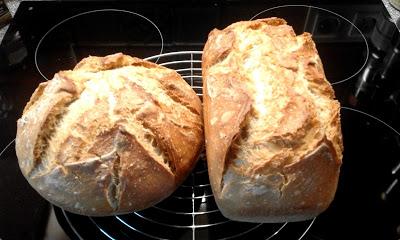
xmin=0 ymin=1 xmax=399 ymax=239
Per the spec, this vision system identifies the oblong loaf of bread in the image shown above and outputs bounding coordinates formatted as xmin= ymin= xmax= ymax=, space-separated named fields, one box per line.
xmin=202 ymin=18 xmax=343 ymax=222
xmin=16 ymin=53 xmax=204 ymax=216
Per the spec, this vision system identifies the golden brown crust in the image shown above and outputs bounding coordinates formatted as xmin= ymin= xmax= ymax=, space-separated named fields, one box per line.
xmin=16 ymin=53 xmax=203 ymax=216
xmin=202 ymin=18 xmax=343 ymax=222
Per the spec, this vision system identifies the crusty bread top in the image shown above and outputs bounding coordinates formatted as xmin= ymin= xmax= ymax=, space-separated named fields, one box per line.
xmin=202 ymin=18 xmax=343 ymax=196
xmin=16 ymin=53 xmax=203 ymax=213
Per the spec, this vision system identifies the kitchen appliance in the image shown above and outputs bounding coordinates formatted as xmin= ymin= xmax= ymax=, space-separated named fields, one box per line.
xmin=0 ymin=1 xmax=399 ymax=239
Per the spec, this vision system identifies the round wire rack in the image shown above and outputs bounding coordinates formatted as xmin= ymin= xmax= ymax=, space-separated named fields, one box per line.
xmin=54 ymin=51 xmax=316 ymax=240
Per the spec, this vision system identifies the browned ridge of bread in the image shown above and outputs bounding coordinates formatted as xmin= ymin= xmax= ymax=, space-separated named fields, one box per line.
xmin=202 ymin=18 xmax=343 ymax=222
xmin=16 ymin=53 xmax=204 ymax=216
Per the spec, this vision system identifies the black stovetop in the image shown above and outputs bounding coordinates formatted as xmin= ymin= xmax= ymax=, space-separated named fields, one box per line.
xmin=1 ymin=1 xmax=400 ymax=240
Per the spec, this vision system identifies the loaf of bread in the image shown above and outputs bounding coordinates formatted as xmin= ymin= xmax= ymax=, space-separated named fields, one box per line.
xmin=16 ymin=53 xmax=203 ymax=216
xmin=202 ymin=18 xmax=343 ymax=222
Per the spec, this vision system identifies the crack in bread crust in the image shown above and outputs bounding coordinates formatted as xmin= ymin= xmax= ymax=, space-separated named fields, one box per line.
xmin=30 ymin=96 xmax=76 ymax=177
xmin=107 ymin=149 xmax=121 ymax=211
xmin=119 ymin=71 xmax=201 ymax=121
xmin=140 ymin=123 xmax=176 ymax=173
xmin=126 ymin=81 xmax=176 ymax=173
xmin=23 ymin=82 xmax=48 ymax=114
xmin=161 ymin=84 xmax=200 ymax=116
xmin=25 ymin=74 xmax=80 ymax=178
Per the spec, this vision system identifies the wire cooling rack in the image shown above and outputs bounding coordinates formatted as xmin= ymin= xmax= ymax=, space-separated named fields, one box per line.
xmin=54 ymin=51 xmax=316 ymax=240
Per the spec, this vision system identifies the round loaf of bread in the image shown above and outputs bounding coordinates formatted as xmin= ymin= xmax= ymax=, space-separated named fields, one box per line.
xmin=16 ymin=53 xmax=203 ymax=216
xmin=202 ymin=18 xmax=343 ymax=222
